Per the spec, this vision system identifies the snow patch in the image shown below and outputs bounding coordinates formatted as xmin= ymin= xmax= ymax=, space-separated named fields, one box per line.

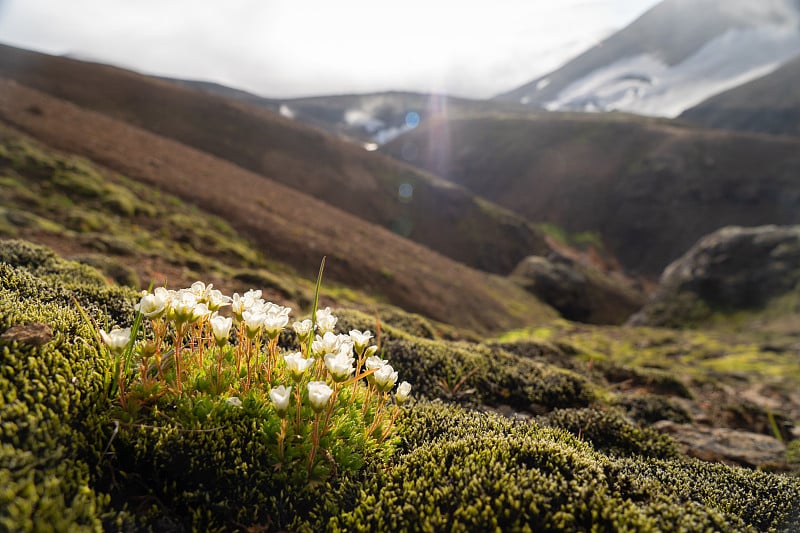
xmin=343 ymin=107 xmax=420 ymax=145
xmin=279 ymin=104 xmax=295 ymax=119
xmin=542 ymin=24 xmax=800 ymax=117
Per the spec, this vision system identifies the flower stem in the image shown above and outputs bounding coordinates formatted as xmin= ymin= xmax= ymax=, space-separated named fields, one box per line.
xmin=307 ymin=412 xmax=322 ymax=477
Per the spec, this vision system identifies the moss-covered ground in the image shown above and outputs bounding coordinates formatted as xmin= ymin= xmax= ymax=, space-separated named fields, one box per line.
xmin=3 ymin=239 xmax=800 ymax=531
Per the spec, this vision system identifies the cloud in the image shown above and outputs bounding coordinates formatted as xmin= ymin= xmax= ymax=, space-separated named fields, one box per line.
xmin=0 ymin=0 xmax=661 ymax=98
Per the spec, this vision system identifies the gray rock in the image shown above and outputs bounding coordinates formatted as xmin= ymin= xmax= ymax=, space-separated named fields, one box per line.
xmin=630 ymin=225 xmax=800 ymax=327
xmin=653 ymin=420 xmax=786 ymax=468
xmin=1 ymin=322 xmax=54 ymax=346
xmin=511 ymin=254 xmax=644 ymax=324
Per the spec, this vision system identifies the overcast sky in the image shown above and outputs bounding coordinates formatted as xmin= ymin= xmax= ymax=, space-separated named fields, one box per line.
xmin=0 ymin=0 xmax=662 ymax=99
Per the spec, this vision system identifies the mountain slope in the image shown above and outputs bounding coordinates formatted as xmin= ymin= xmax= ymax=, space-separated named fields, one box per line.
xmin=0 ymin=43 xmax=547 ymax=275
xmin=497 ymin=0 xmax=800 ymax=118
xmin=680 ymin=54 xmax=800 ymax=137
xmin=0 ymin=78 xmax=558 ymax=332
xmin=381 ymin=113 xmax=800 ymax=276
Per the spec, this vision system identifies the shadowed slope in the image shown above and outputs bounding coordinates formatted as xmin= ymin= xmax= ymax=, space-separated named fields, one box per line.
xmin=0 ymin=79 xmax=556 ymax=333
xmin=681 ymin=55 xmax=800 ymax=137
xmin=382 ymin=113 xmax=800 ymax=276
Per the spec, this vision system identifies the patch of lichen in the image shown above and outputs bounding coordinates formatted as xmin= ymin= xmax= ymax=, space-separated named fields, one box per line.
xmin=499 ymin=320 xmax=800 ymax=390
xmin=316 ymin=401 xmax=800 ymax=532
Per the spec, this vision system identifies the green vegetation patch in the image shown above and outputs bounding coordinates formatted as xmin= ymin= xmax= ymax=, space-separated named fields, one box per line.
xmin=4 ymin=240 xmax=800 ymax=531
xmin=322 ymin=402 xmax=800 ymax=532
xmin=0 ymin=127 xmax=267 ymax=280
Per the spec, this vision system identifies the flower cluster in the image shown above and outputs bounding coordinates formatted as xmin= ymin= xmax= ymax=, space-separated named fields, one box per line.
xmin=100 ymin=281 xmax=411 ymax=477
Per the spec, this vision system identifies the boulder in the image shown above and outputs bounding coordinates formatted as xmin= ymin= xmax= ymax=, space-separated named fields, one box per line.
xmin=511 ymin=254 xmax=644 ymax=324
xmin=630 ymin=225 xmax=800 ymax=327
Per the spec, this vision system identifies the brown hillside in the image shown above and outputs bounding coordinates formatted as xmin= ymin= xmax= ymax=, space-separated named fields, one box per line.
xmin=0 ymin=43 xmax=548 ymax=275
xmin=0 ymin=79 xmax=557 ymax=332
xmin=382 ymin=114 xmax=800 ymax=276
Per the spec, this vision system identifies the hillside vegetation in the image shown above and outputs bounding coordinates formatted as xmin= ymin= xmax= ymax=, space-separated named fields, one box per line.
xmin=383 ymin=113 xmax=800 ymax=275
xmin=0 ymin=116 xmax=556 ymax=333
xmin=0 ymin=43 xmax=550 ymax=275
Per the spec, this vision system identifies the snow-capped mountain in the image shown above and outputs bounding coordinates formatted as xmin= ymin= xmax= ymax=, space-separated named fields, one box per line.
xmin=497 ymin=0 xmax=800 ymax=118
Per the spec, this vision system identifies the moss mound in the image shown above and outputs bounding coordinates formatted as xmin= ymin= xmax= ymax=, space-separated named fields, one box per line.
xmin=4 ymin=239 xmax=800 ymax=531
xmin=324 ymin=402 xmax=800 ymax=532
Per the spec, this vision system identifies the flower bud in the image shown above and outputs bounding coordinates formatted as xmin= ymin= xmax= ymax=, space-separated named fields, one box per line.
xmin=270 ymin=385 xmax=292 ymax=415
xmin=284 ymin=352 xmax=314 ymax=381
xmin=373 ymin=363 xmax=398 ymax=393
xmin=100 ymin=327 xmax=131 ymax=355
xmin=210 ymin=315 xmax=233 ymax=347
xmin=395 ymin=381 xmax=412 ymax=405
xmin=307 ymin=381 xmax=333 ymax=412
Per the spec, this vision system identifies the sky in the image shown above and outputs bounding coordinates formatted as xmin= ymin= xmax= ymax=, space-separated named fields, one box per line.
xmin=0 ymin=0 xmax=662 ymax=99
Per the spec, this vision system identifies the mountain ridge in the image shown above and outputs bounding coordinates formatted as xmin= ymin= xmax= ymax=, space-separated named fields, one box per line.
xmin=680 ymin=53 xmax=800 ymax=137
xmin=496 ymin=0 xmax=800 ymax=118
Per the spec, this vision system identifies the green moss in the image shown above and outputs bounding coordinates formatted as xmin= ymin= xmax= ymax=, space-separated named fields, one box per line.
xmin=71 ymin=254 xmax=140 ymax=288
xmin=381 ymin=336 xmax=595 ymax=411
xmin=0 ymin=246 xmax=123 ymax=531
xmin=615 ymin=394 xmax=692 ymax=424
xmin=316 ymin=402 xmax=800 ymax=532
xmin=5 ymin=240 xmax=800 ymax=531
xmin=541 ymin=407 xmax=679 ymax=459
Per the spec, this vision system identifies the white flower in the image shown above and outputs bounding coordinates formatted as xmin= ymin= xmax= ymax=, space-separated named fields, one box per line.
xmin=170 ymin=289 xmax=198 ymax=323
xmin=270 ymin=385 xmax=292 ymax=414
xmin=373 ymin=363 xmax=398 ymax=392
xmin=284 ymin=352 xmax=314 ymax=380
xmin=349 ymin=329 xmax=373 ymax=354
xmin=365 ymin=354 xmax=389 ymax=371
xmin=190 ymin=281 xmax=210 ymax=300
xmin=307 ymin=381 xmax=334 ymax=412
xmin=293 ymin=319 xmax=313 ymax=342
xmin=206 ymin=289 xmax=231 ymax=311
xmin=210 ymin=315 xmax=233 ymax=346
xmin=136 ymin=287 xmax=170 ymax=319
xmin=395 ymin=381 xmax=412 ymax=405
xmin=312 ymin=331 xmax=341 ymax=357
xmin=242 ymin=309 xmax=265 ymax=338
xmin=192 ymin=302 xmax=211 ymax=322
xmin=226 ymin=396 xmax=243 ymax=408
xmin=265 ymin=302 xmax=291 ymax=317
xmin=315 ymin=307 xmax=338 ymax=334
xmin=99 ymin=327 xmax=131 ymax=354
xmin=231 ymin=289 xmax=263 ymax=321
xmin=263 ymin=312 xmax=289 ymax=339
xmin=324 ymin=350 xmax=355 ymax=382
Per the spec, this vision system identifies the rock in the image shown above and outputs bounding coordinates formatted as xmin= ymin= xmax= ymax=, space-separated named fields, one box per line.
xmin=630 ymin=225 xmax=800 ymax=327
xmin=1 ymin=322 xmax=53 ymax=346
xmin=653 ymin=421 xmax=786 ymax=468
xmin=510 ymin=254 xmax=644 ymax=324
